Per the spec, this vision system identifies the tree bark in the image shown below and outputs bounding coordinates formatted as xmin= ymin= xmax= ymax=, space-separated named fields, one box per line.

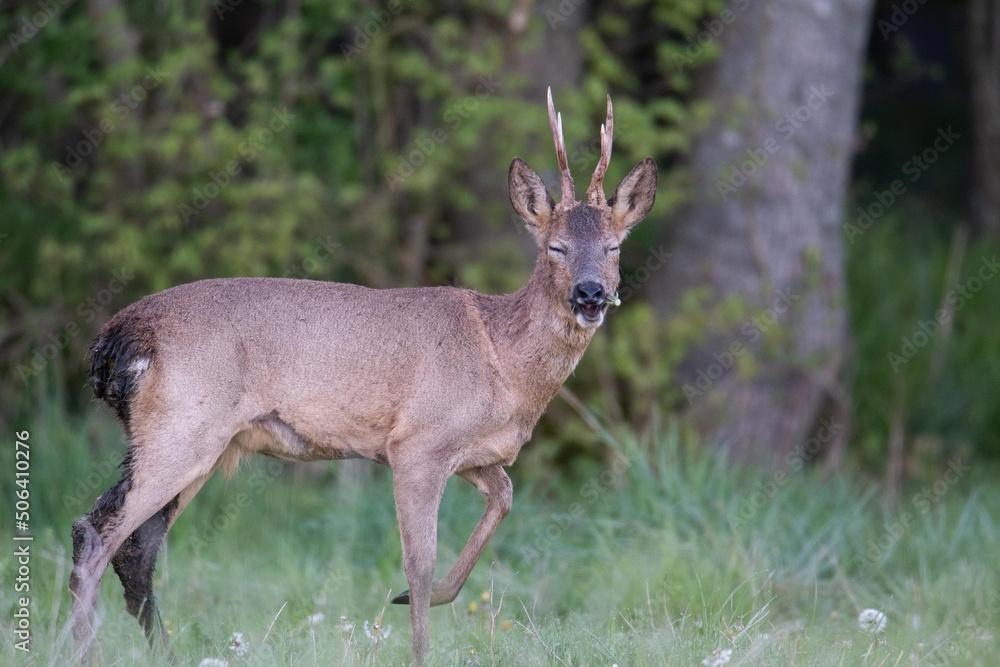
xmin=651 ymin=0 xmax=874 ymax=466
xmin=968 ymin=0 xmax=1000 ymax=237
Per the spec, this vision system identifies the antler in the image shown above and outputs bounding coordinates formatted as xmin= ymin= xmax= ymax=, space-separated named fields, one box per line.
xmin=586 ymin=95 xmax=613 ymax=206
xmin=547 ymin=87 xmax=575 ymax=205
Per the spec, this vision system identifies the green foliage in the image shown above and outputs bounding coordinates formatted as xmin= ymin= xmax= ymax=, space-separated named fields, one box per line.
xmin=538 ymin=289 xmax=793 ymax=474
xmin=0 ymin=0 xmax=717 ymax=419
xmin=538 ymin=201 xmax=1000 ymax=473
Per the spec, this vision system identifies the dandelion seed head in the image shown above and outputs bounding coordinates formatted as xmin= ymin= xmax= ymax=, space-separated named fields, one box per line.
xmin=701 ymin=648 xmax=733 ymax=667
xmin=228 ymin=631 xmax=248 ymax=658
xmin=858 ymin=608 xmax=887 ymax=635
xmin=363 ymin=617 xmax=391 ymax=642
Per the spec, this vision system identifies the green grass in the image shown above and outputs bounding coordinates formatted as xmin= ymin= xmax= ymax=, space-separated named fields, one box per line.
xmin=2 ymin=406 xmax=999 ymax=666
xmin=847 ymin=215 xmax=1000 ymax=463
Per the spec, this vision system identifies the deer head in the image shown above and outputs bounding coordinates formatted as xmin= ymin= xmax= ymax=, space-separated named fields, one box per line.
xmin=509 ymin=88 xmax=658 ymax=329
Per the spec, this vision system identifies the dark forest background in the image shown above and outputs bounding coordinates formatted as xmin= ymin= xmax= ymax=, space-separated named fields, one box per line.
xmin=1 ymin=0 xmax=998 ymax=487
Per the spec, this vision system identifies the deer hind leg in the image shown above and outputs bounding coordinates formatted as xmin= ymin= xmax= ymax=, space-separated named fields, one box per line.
xmin=70 ymin=443 xmax=223 ymax=661
xmin=388 ymin=462 xmax=449 ymax=665
xmin=110 ymin=495 xmax=177 ymax=647
xmin=109 ymin=465 xmax=219 ymax=646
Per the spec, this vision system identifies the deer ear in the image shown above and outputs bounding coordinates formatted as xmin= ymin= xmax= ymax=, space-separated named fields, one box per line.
xmin=509 ymin=158 xmax=555 ymax=242
xmin=608 ymin=157 xmax=657 ymax=235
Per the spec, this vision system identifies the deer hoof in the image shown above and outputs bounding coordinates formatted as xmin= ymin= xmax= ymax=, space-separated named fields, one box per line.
xmin=391 ymin=589 xmax=410 ymax=605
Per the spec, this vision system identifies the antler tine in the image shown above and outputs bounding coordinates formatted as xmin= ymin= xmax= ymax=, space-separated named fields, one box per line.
xmin=587 ymin=94 xmax=614 ymax=206
xmin=547 ymin=87 xmax=575 ymax=204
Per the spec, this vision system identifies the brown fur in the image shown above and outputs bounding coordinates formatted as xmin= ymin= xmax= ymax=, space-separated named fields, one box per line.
xmin=70 ymin=89 xmax=658 ymax=665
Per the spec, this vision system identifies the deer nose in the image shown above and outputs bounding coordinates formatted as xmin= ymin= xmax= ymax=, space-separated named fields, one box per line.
xmin=572 ymin=281 xmax=605 ymax=305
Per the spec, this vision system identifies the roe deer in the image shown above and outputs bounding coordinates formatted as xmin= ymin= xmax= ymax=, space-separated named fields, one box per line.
xmin=70 ymin=88 xmax=657 ymax=664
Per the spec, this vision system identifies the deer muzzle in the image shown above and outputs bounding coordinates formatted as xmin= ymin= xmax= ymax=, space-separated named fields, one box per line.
xmin=571 ymin=281 xmax=607 ymax=327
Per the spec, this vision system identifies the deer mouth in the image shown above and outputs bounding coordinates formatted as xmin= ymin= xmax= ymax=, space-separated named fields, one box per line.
xmin=570 ymin=281 xmax=608 ymax=328
xmin=571 ymin=300 xmax=606 ymax=328
xmin=575 ymin=302 xmax=603 ymax=320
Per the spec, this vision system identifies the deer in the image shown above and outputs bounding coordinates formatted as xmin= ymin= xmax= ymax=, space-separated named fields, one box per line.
xmin=69 ymin=87 xmax=657 ymax=665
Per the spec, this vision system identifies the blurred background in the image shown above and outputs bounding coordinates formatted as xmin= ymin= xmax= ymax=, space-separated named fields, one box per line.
xmin=2 ymin=1 xmax=999 ymax=663
xmin=3 ymin=0 xmax=996 ymax=482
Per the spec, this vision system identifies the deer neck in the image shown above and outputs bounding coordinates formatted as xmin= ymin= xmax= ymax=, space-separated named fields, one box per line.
xmin=476 ymin=257 xmax=596 ymax=403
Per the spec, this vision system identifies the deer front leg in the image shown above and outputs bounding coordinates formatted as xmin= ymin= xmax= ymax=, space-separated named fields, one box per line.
xmin=391 ymin=462 xmax=449 ymax=665
xmin=393 ymin=465 xmax=512 ymax=607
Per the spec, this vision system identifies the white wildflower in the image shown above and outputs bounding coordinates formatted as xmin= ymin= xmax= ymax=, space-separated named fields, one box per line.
xmin=198 ymin=660 xmax=227 ymax=667
xmin=702 ymin=647 xmax=733 ymax=666
xmin=364 ymin=617 xmax=392 ymax=642
xmin=305 ymin=612 xmax=325 ymax=626
xmin=858 ymin=608 xmax=887 ymax=635
xmin=229 ymin=631 xmax=249 ymax=658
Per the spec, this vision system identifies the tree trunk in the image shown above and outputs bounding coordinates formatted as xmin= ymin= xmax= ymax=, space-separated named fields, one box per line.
xmin=651 ymin=0 xmax=874 ymax=466
xmin=968 ymin=0 xmax=1000 ymax=237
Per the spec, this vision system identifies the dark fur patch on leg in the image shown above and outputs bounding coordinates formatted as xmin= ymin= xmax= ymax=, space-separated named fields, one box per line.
xmin=72 ymin=466 xmax=133 ymax=566
xmin=111 ymin=495 xmax=179 ymax=644
xmin=89 ymin=308 xmax=157 ymax=432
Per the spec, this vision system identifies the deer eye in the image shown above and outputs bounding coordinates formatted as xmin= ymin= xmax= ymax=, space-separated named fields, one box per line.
xmin=548 ymin=245 xmax=567 ymax=256
xmin=606 ymin=245 xmax=621 ymax=254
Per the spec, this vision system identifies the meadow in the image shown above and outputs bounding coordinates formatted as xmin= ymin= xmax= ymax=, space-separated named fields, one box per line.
xmin=2 ymin=399 xmax=997 ymax=666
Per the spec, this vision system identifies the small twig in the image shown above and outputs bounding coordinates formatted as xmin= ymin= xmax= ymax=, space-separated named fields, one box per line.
xmin=929 ymin=225 xmax=968 ymax=382
xmin=583 ymin=628 xmax=620 ymax=663
xmin=515 ymin=596 xmax=570 ymax=667
xmin=487 ymin=569 xmax=510 ymax=665
xmin=616 ymin=608 xmax=638 ymax=635
xmin=261 ymin=601 xmax=288 ymax=647
xmin=558 ymin=386 xmax=603 ymax=434
xmin=370 ymin=589 xmax=394 ymax=665
xmin=378 ymin=588 xmax=393 ymax=622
